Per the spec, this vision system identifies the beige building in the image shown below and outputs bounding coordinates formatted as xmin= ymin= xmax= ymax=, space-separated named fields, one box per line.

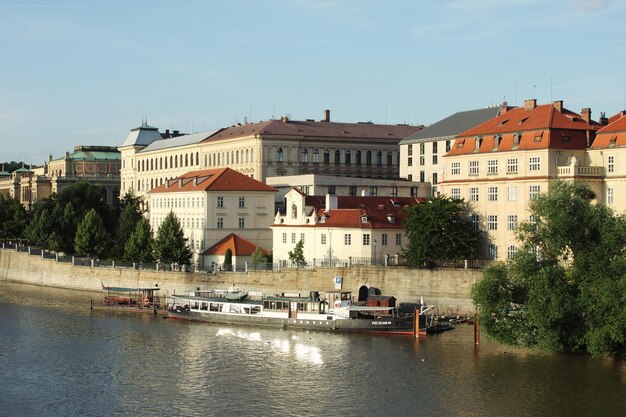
xmin=399 ymin=106 xmax=500 ymax=195
xmin=270 ymin=188 xmax=423 ymax=266
xmin=119 ymin=112 xmax=421 ymax=210
xmin=442 ymin=99 xmax=602 ymax=260
xmin=148 ymin=168 xmax=276 ymax=268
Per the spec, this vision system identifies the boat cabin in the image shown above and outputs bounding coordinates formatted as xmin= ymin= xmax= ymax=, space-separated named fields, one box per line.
xmin=366 ymin=295 xmax=396 ymax=308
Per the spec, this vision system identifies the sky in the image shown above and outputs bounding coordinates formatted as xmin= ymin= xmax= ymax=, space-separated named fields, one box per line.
xmin=1 ymin=0 xmax=625 ymax=165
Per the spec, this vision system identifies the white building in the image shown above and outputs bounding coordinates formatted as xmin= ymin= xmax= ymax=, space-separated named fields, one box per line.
xmin=148 ymin=167 xmax=276 ymax=267
xmin=270 ymin=188 xmax=423 ymax=266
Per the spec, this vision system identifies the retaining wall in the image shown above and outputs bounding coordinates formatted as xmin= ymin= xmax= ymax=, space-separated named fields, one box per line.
xmin=0 ymin=249 xmax=482 ymax=314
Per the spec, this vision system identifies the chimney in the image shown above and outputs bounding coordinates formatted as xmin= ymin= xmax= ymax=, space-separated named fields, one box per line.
xmin=322 ymin=109 xmax=331 ymax=122
xmin=499 ymin=101 xmax=508 ymax=115
xmin=581 ymin=108 xmax=591 ymax=124
xmin=165 ymin=129 xmax=170 ymax=137
xmin=173 ymin=130 xmax=180 ymax=136
xmin=325 ymin=193 xmax=338 ymax=211
xmin=553 ymin=100 xmax=563 ymax=113
xmin=281 ymin=116 xmax=289 ymax=124
xmin=599 ymin=112 xmax=609 ymax=125
xmin=48 ymin=155 xmax=53 ymax=162
xmin=524 ymin=99 xmax=537 ymax=110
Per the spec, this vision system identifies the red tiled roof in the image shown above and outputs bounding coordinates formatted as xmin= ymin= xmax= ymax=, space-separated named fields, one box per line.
xmin=149 ymin=167 xmax=277 ymax=193
xmin=203 ymin=233 xmax=268 ymax=256
xmin=202 ymin=119 xmax=421 ymax=143
xmin=287 ymin=195 xmax=423 ymax=229
xmin=591 ymin=114 xmax=626 ymax=148
xmin=447 ymin=103 xmax=597 ymax=156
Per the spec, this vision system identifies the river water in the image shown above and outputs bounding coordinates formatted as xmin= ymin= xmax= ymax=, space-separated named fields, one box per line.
xmin=0 ymin=281 xmax=624 ymax=417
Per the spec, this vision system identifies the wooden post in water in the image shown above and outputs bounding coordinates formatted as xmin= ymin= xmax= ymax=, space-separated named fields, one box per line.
xmin=90 ymin=299 xmax=93 ymax=310
xmin=474 ymin=312 xmax=480 ymax=346
xmin=413 ymin=307 xmax=418 ymax=338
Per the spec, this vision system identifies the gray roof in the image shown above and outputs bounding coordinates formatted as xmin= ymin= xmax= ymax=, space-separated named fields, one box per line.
xmin=138 ymin=130 xmax=218 ymax=153
xmin=120 ymin=123 xmax=163 ymax=147
xmin=400 ymin=107 xmax=501 ymax=144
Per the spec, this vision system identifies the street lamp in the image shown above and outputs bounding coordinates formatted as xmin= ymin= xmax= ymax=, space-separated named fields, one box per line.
xmin=373 ymin=239 xmax=377 ymax=265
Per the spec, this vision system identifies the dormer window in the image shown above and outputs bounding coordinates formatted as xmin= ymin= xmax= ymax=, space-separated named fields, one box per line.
xmin=361 ymin=215 xmax=369 ymax=223
xmin=513 ymin=132 xmax=521 ymax=149
xmin=387 ymin=215 xmax=396 ymax=223
xmin=609 ymin=137 xmax=617 ymax=148
xmin=519 ymin=117 xmax=528 ymax=124
xmin=320 ymin=214 xmax=327 ymax=223
xmin=493 ymin=135 xmax=501 ymax=151
xmin=498 ymin=119 xmax=509 ymax=126
xmin=475 ymin=136 xmax=482 ymax=151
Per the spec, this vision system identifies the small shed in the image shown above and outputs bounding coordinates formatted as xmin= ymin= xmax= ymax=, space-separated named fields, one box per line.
xmin=366 ymin=295 xmax=397 ymax=308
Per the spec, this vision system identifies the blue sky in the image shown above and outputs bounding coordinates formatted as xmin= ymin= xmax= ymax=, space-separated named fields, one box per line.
xmin=1 ymin=0 xmax=625 ymax=164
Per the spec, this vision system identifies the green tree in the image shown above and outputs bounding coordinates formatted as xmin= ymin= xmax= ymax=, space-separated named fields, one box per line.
xmin=74 ymin=208 xmax=110 ymax=258
xmin=124 ymin=218 xmax=155 ymax=263
xmin=288 ymin=240 xmax=307 ymax=267
xmin=224 ymin=249 xmax=233 ymax=269
xmin=112 ymin=202 xmax=144 ymax=259
xmin=403 ymin=196 xmax=480 ymax=266
xmin=154 ymin=211 xmax=191 ymax=265
xmin=472 ymin=181 xmax=626 ymax=356
xmin=0 ymin=194 xmax=28 ymax=240
xmin=251 ymin=247 xmax=271 ymax=264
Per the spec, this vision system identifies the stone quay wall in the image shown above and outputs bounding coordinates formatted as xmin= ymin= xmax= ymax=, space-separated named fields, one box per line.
xmin=0 ymin=249 xmax=482 ymax=314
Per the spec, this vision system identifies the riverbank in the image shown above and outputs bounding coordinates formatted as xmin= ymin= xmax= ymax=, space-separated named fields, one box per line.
xmin=0 ymin=248 xmax=481 ymax=314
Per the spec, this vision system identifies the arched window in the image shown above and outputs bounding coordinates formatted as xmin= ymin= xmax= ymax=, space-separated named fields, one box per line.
xmin=334 ymin=150 xmax=341 ymax=164
xmin=150 ymin=159 xmax=154 ymax=171
xmin=196 ymin=152 xmax=199 ymax=165
xmin=366 ymin=151 xmax=372 ymax=165
xmin=301 ymin=149 xmax=308 ymax=162
xmin=169 ymin=156 xmax=172 ymax=168
xmin=246 ymin=149 xmax=249 ymax=163
xmin=356 ymin=150 xmax=362 ymax=165
xmin=159 ymin=157 xmax=163 ymax=170
xmin=137 ymin=180 xmax=140 ymax=191
xmin=185 ymin=154 xmax=189 ymax=167
xmin=387 ymin=151 xmax=393 ymax=166
xmin=345 ymin=150 xmax=352 ymax=164
xmin=323 ymin=149 xmax=330 ymax=164
xmin=313 ymin=149 xmax=320 ymax=163
xmin=277 ymin=148 xmax=284 ymax=162
xmin=251 ymin=149 xmax=254 ymax=161
xmin=226 ymin=152 xmax=229 ymax=165
xmin=376 ymin=151 xmax=383 ymax=166
xmin=236 ymin=150 xmax=240 ymax=164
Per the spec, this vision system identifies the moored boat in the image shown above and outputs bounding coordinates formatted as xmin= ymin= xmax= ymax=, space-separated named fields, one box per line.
xmin=166 ymin=289 xmax=434 ymax=335
xmin=90 ymin=282 xmax=162 ymax=314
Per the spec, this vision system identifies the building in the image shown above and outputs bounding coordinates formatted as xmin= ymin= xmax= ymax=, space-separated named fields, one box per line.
xmin=119 ymin=111 xmax=421 ymax=207
xmin=399 ymin=106 xmax=502 ymax=195
xmin=442 ymin=99 xmax=601 ymax=260
xmin=265 ymin=173 xmax=428 ymax=212
xmin=148 ymin=167 xmax=276 ymax=268
xmin=270 ymin=188 xmax=423 ymax=266
xmin=203 ymin=233 xmax=270 ymax=271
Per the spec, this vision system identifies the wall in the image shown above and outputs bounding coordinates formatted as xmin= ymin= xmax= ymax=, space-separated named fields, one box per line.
xmin=0 ymin=249 xmax=481 ymax=314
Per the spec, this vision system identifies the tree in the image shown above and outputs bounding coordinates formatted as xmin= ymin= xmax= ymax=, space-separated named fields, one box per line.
xmin=124 ymin=218 xmax=155 ymax=263
xmin=288 ymin=240 xmax=307 ymax=267
xmin=74 ymin=208 xmax=110 ymax=258
xmin=251 ymin=247 xmax=272 ymax=264
xmin=403 ymin=196 xmax=480 ymax=266
xmin=112 ymin=201 xmax=144 ymax=259
xmin=0 ymin=194 xmax=28 ymax=240
xmin=153 ymin=211 xmax=191 ymax=265
xmin=472 ymin=181 xmax=626 ymax=356
xmin=224 ymin=249 xmax=233 ymax=269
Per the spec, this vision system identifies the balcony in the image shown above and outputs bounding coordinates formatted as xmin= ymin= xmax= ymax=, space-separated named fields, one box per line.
xmin=557 ymin=165 xmax=604 ymax=178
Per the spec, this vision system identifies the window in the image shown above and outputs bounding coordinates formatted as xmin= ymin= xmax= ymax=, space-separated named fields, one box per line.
xmin=217 ymin=217 xmax=224 ymax=229
xmin=328 ymin=186 xmax=336 ymax=195
xmin=408 ymin=144 xmax=413 ymax=156
xmin=471 ymin=214 xmax=480 ymax=231
xmin=344 ymin=234 xmax=352 ymax=245
xmin=529 ymin=156 xmax=540 ymax=172
xmin=507 ymin=214 xmax=518 ymax=231
xmin=410 ymin=187 xmax=417 ymax=197
xmin=507 ymin=158 xmax=518 ymax=174
xmin=376 ymin=151 xmax=383 ymax=166
xmin=291 ymin=233 xmax=296 ymax=244
xmin=370 ymin=186 xmax=378 ymax=196
xmin=388 ymin=151 xmax=393 ymax=166
xmin=276 ymin=148 xmax=284 ymax=162
xmin=391 ymin=187 xmax=398 ymax=197
xmin=487 ymin=215 xmax=498 ymax=230
xmin=349 ymin=186 xmax=357 ymax=196
xmin=345 ymin=150 xmax=351 ymax=164
xmin=487 ymin=160 xmax=498 ymax=175
xmin=432 ymin=142 xmax=438 ymax=154
xmin=451 ymin=162 xmax=460 ymax=175
xmin=321 ymin=234 xmax=327 ymax=245
xmin=529 ymin=185 xmax=541 ymax=200
xmin=395 ymin=234 xmax=402 ymax=245
xmin=238 ymin=218 xmax=245 ymax=229
xmin=488 ymin=244 xmax=498 ymax=260
xmin=488 ymin=186 xmax=498 ymax=201
xmin=451 ymin=188 xmax=460 ymax=199
xmin=608 ymin=156 xmax=614 ymax=173
xmin=301 ymin=149 xmax=308 ymax=162
xmin=356 ymin=151 xmax=362 ymax=165
xmin=432 ymin=155 xmax=438 ymax=164
xmin=507 ymin=245 xmax=517 ymax=260
xmin=432 ymin=173 xmax=438 ymax=185
xmin=470 ymin=187 xmax=479 ymax=202
xmin=419 ymin=156 xmax=425 ymax=166
xmin=419 ymin=171 xmax=425 ymax=182
xmin=382 ymin=234 xmax=388 ymax=245
xmin=508 ymin=186 xmax=518 ymax=201
xmin=363 ymin=234 xmax=371 ymax=246
xmin=420 ymin=143 xmax=425 ymax=155
xmin=469 ymin=161 xmax=479 ymax=176
xmin=366 ymin=151 xmax=372 ymax=165
xmin=607 ymin=187 xmax=614 ymax=205
xmin=324 ymin=149 xmax=330 ymax=164
xmin=238 ymin=197 xmax=245 ymax=208
xmin=445 ymin=140 xmax=451 ymax=152
xmin=217 ymin=196 xmax=224 ymax=208
xmin=408 ymin=157 xmax=413 ymax=167
xmin=300 ymin=233 xmax=305 ymax=243
xmin=282 ymin=233 xmax=287 ymax=244
xmin=313 ymin=149 xmax=320 ymax=163
xmin=334 ymin=150 xmax=341 ymax=164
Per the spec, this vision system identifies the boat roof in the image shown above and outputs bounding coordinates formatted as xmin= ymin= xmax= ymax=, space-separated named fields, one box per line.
xmin=348 ymin=306 xmax=396 ymax=312
xmin=103 ymin=286 xmax=160 ymax=293
xmin=170 ymin=294 xmax=262 ymax=304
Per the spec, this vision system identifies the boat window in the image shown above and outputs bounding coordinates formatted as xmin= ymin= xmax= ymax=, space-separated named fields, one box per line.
xmin=191 ymin=302 xmax=200 ymax=310
xmin=201 ymin=302 xmax=208 ymax=311
xmin=251 ymin=306 xmax=261 ymax=314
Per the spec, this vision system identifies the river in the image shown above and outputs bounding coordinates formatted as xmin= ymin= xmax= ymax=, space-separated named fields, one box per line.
xmin=0 ymin=281 xmax=624 ymax=417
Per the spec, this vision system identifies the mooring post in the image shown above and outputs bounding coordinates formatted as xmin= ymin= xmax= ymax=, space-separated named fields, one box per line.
xmin=474 ymin=312 xmax=480 ymax=346
xmin=413 ymin=307 xmax=418 ymax=338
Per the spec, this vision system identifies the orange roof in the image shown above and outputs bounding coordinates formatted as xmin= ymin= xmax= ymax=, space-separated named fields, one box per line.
xmin=203 ymin=233 xmax=268 ymax=256
xmin=149 ymin=167 xmax=277 ymax=193
xmin=202 ymin=118 xmax=421 ymax=143
xmin=447 ymin=103 xmax=597 ymax=156
xmin=591 ymin=113 xmax=626 ymax=148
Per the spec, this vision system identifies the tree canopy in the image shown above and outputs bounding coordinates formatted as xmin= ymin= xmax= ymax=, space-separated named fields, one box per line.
xmin=0 ymin=194 xmax=28 ymax=240
xmin=124 ymin=217 xmax=155 ymax=263
xmin=288 ymin=240 xmax=307 ymax=267
xmin=153 ymin=211 xmax=191 ymax=265
xmin=74 ymin=208 xmax=110 ymax=258
xmin=472 ymin=181 xmax=626 ymax=356
xmin=403 ymin=196 xmax=480 ymax=266
xmin=112 ymin=192 xmax=144 ymax=259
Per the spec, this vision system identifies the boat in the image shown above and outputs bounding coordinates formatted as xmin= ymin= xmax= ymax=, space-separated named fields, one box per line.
xmin=90 ymin=282 xmax=162 ymax=314
xmin=166 ymin=289 xmax=435 ymax=335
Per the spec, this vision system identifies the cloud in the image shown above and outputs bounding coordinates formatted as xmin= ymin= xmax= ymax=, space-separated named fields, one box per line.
xmin=574 ymin=0 xmax=610 ymax=12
